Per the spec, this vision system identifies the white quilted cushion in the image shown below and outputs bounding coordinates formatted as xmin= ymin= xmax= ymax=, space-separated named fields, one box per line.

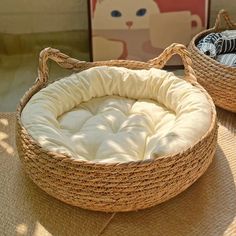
xmin=21 ymin=66 xmax=212 ymax=163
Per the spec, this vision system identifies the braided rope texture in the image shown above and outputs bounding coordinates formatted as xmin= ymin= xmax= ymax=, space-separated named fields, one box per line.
xmin=16 ymin=43 xmax=218 ymax=212
xmin=189 ymin=9 xmax=236 ymax=113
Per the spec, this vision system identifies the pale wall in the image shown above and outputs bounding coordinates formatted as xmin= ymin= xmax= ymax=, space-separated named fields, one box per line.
xmin=0 ymin=0 xmax=88 ymax=34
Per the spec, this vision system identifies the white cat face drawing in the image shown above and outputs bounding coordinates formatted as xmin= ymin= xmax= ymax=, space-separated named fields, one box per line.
xmin=93 ymin=0 xmax=160 ymax=30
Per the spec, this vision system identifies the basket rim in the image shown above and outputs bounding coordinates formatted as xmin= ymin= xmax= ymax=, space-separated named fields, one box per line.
xmin=190 ymin=26 xmax=236 ymax=72
xmin=16 ymin=66 xmax=217 ymax=167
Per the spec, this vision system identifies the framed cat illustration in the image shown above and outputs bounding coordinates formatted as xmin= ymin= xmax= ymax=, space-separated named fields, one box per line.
xmin=88 ymin=0 xmax=210 ymax=66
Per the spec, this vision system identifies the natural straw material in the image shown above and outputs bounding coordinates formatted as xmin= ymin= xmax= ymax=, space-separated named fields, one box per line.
xmin=189 ymin=9 xmax=236 ymax=113
xmin=16 ymin=44 xmax=217 ymax=212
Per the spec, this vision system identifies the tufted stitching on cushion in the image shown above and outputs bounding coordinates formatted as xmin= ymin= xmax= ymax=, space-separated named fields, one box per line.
xmin=59 ymin=96 xmax=186 ymax=161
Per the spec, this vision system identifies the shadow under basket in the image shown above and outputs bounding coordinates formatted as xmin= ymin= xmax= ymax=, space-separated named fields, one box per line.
xmin=189 ymin=9 xmax=236 ymax=113
xmin=16 ymin=43 xmax=218 ymax=212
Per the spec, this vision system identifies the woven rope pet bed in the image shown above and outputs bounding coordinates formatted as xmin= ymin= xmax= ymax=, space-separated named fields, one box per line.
xmin=189 ymin=9 xmax=236 ymax=113
xmin=16 ymin=44 xmax=218 ymax=212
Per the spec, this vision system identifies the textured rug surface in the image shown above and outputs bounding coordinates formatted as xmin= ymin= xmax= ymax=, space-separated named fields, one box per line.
xmin=0 ymin=109 xmax=235 ymax=236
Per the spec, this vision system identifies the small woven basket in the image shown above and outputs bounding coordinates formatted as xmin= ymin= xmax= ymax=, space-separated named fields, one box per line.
xmin=16 ymin=44 xmax=218 ymax=212
xmin=189 ymin=9 xmax=236 ymax=113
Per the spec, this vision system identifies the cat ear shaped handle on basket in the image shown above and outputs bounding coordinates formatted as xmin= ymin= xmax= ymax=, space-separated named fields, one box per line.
xmin=37 ymin=43 xmax=197 ymax=86
xmin=214 ymin=9 xmax=236 ymax=31
xmin=37 ymin=48 xmax=93 ymax=85
xmin=148 ymin=43 xmax=197 ymax=84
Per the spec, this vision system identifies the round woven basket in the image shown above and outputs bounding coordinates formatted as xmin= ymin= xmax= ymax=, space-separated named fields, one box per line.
xmin=16 ymin=43 xmax=218 ymax=212
xmin=188 ymin=9 xmax=236 ymax=113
